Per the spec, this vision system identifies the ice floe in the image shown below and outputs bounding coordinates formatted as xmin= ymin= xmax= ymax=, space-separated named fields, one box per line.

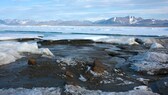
xmin=0 ymin=42 xmax=54 ymax=65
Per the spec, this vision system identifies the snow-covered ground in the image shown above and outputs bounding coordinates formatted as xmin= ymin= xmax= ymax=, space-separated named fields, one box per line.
xmin=0 ymin=85 xmax=159 ymax=95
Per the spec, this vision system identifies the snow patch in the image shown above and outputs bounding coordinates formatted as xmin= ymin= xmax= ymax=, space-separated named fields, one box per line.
xmin=57 ymin=57 xmax=77 ymax=66
xmin=0 ymin=85 xmax=159 ymax=95
xmin=64 ymin=85 xmax=159 ymax=95
xmin=0 ymin=87 xmax=61 ymax=95
xmin=79 ymin=75 xmax=87 ymax=82
xmin=150 ymin=43 xmax=164 ymax=49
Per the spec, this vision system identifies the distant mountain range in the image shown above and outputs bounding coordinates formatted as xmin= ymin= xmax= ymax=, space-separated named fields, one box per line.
xmin=0 ymin=16 xmax=168 ymax=27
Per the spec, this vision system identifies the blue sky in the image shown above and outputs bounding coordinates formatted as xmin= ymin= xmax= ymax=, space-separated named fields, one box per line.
xmin=0 ymin=0 xmax=168 ymax=21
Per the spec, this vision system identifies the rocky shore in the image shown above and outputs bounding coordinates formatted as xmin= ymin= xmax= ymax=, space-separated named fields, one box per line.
xmin=0 ymin=37 xmax=168 ymax=95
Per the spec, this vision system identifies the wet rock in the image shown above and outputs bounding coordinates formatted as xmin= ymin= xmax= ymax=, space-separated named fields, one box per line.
xmin=69 ymin=39 xmax=94 ymax=45
xmin=65 ymin=70 xmax=74 ymax=78
xmin=107 ymin=50 xmax=126 ymax=56
xmin=151 ymin=77 xmax=168 ymax=95
xmin=38 ymin=40 xmax=69 ymax=45
xmin=28 ymin=58 xmax=36 ymax=65
xmin=38 ymin=39 xmax=94 ymax=45
xmin=135 ymin=38 xmax=144 ymax=45
xmin=91 ymin=60 xmax=106 ymax=73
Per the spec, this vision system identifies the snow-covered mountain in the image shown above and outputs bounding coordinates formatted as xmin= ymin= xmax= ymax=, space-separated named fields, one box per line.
xmin=95 ymin=16 xmax=168 ymax=26
xmin=0 ymin=16 xmax=168 ymax=26
xmin=95 ymin=16 xmax=142 ymax=25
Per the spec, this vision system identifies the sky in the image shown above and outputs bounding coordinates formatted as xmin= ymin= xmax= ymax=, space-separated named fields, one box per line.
xmin=0 ymin=0 xmax=168 ymax=21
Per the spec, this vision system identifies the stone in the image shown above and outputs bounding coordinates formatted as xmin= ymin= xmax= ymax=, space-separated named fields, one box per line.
xmin=28 ymin=58 xmax=36 ymax=65
xmin=92 ymin=60 xmax=105 ymax=73
xmin=151 ymin=77 xmax=168 ymax=95
xmin=135 ymin=38 xmax=144 ymax=45
xmin=66 ymin=71 xmax=74 ymax=78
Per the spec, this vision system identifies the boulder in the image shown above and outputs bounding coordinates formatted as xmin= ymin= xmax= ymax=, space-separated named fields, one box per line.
xmin=135 ymin=38 xmax=144 ymax=45
xmin=91 ymin=60 xmax=105 ymax=73
xmin=151 ymin=77 xmax=168 ymax=95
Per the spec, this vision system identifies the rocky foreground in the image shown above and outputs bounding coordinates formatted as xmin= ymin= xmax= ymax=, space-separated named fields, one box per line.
xmin=0 ymin=37 xmax=168 ymax=95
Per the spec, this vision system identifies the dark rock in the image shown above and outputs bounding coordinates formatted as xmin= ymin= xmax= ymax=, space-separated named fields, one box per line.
xmin=107 ymin=50 xmax=125 ymax=56
xmin=135 ymin=38 xmax=144 ymax=45
xmin=38 ymin=39 xmax=94 ymax=45
xmin=153 ymin=68 xmax=168 ymax=75
xmin=28 ymin=59 xmax=36 ymax=65
xmin=92 ymin=60 xmax=105 ymax=73
xmin=69 ymin=39 xmax=94 ymax=45
xmin=151 ymin=77 xmax=168 ymax=95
